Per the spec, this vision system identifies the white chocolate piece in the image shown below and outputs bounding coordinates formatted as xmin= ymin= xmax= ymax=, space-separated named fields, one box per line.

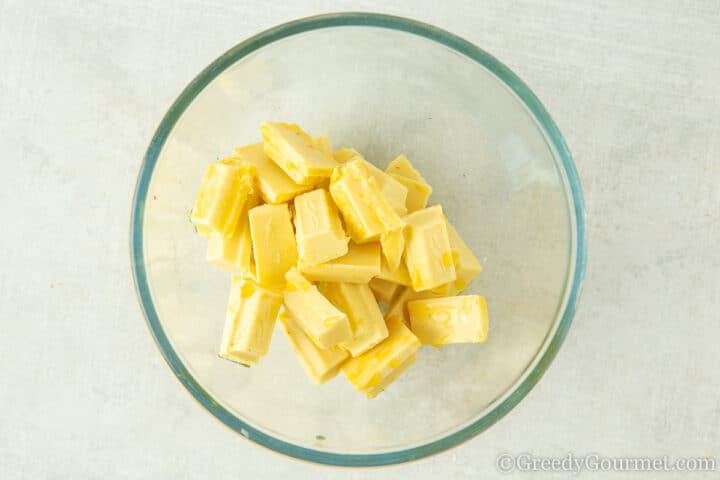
xmin=321 ymin=282 xmax=389 ymax=357
xmin=261 ymin=122 xmax=337 ymax=185
xmin=407 ymin=295 xmax=488 ymax=347
xmin=283 ymin=268 xmax=352 ymax=349
xmin=299 ymin=242 xmax=380 ymax=284
xmin=278 ymin=307 xmax=348 ymax=384
xmin=341 ymin=315 xmax=421 ymax=398
xmin=219 ymin=275 xmax=283 ymax=365
xmin=293 ymin=189 xmax=348 ymax=265
xmin=403 ymin=205 xmax=456 ymax=291
xmin=248 ymin=203 xmax=298 ymax=288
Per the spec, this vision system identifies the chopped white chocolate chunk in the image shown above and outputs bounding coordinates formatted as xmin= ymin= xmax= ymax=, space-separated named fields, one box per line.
xmin=293 ymin=189 xmax=348 ymax=265
xmin=321 ymin=282 xmax=389 ymax=357
xmin=329 ymin=158 xmax=404 ymax=243
xmin=312 ymin=135 xmax=333 ymax=157
xmin=446 ymin=221 xmax=483 ymax=293
xmin=368 ymin=277 xmax=402 ymax=304
xmin=333 ymin=147 xmax=360 ymax=164
xmin=278 ymin=307 xmax=349 ymax=384
xmin=380 ymin=227 xmax=405 ymax=272
xmin=248 ymin=203 xmax=298 ymax=288
xmin=191 ymin=160 xmax=255 ymax=237
xmin=386 ymin=154 xmax=432 ymax=213
xmin=408 ymin=295 xmax=488 ymax=347
xmin=333 ymin=148 xmax=408 ymax=215
xmin=206 ymin=192 xmax=260 ymax=272
xmin=283 ymin=268 xmax=352 ymax=349
xmin=403 ymin=205 xmax=456 ymax=291
xmin=385 ymin=287 xmax=441 ymax=326
xmin=385 ymin=154 xmax=426 ymax=182
xmin=299 ymin=241 xmax=380 ymax=283
xmin=427 ymin=222 xmax=484 ymax=295
xmin=376 ymin=257 xmax=412 ymax=286
xmin=429 ymin=282 xmax=454 ymax=296
xmin=341 ymin=315 xmax=421 ymax=398
xmin=362 ymin=163 xmax=408 ymax=217
xmin=234 ymin=142 xmax=312 ymax=204
xmin=219 ymin=275 xmax=283 ymax=365
xmin=260 ymin=122 xmax=337 ymax=185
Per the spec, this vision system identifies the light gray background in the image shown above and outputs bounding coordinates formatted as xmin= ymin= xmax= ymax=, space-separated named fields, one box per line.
xmin=1 ymin=1 xmax=718 ymax=478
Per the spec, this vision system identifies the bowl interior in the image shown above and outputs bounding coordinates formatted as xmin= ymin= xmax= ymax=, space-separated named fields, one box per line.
xmin=135 ymin=16 xmax=581 ymax=463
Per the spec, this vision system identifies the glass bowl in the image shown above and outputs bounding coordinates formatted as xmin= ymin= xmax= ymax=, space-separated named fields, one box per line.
xmin=130 ymin=13 xmax=586 ymax=466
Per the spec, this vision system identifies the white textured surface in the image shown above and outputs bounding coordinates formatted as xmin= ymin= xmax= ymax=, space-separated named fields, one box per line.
xmin=1 ymin=1 xmax=718 ymax=478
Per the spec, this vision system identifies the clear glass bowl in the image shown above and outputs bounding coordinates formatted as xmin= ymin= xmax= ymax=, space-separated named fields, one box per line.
xmin=130 ymin=13 xmax=586 ymax=466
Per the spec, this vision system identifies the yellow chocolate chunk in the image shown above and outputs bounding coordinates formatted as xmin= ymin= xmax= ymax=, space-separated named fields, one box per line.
xmin=299 ymin=242 xmax=380 ymax=283
xmin=407 ymin=295 xmax=488 ymax=347
xmin=380 ymin=228 xmax=405 ymax=272
xmin=321 ymin=282 xmax=389 ymax=357
xmin=386 ymin=155 xmax=432 ymax=213
xmin=333 ymin=147 xmax=360 ymax=164
xmin=446 ymin=221 xmax=483 ymax=293
xmin=283 ymin=268 xmax=352 ymax=349
xmin=429 ymin=282 xmax=454 ymax=296
xmin=284 ymin=267 xmax=314 ymax=290
xmin=365 ymin=352 xmax=418 ymax=398
xmin=248 ymin=203 xmax=298 ymax=288
xmin=329 ymin=159 xmax=405 ymax=243
xmin=368 ymin=277 xmax=402 ymax=304
xmin=219 ymin=275 xmax=283 ymax=365
xmin=333 ymin=149 xmax=408 ymax=215
xmin=312 ymin=135 xmax=333 ymax=157
xmin=233 ymin=142 xmax=312 ymax=204
xmin=206 ymin=192 xmax=260 ymax=272
xmin=428 ymin=222 xmax=484 ymax=295
xmin=260 ymin=122 xmax=337 ymax=185
xmin=385 ymin=287 xmax=441 ymax=326
xmin=341 ymin=315 xmax=421 ymax=398
xmin=403 ymin=205 xmax=456 ymax=291
xmin=293 ymin=189 xmax=348 ymax=265
xmin=277 ymin=307 xmax=349 ymax=384
xmin=191 ymin=160 xmax=255 ymax=237
xmin=385 ymin=154 xmax=427 ymax=182
xmin=376 ymin=257 xmax=412 ymax=286
xmin=362 ymin=162 xmax=408 ymax=217
xmin=393 ymin=175 xmax=432 ymax=213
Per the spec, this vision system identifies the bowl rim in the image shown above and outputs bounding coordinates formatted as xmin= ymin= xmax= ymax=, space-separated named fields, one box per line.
xmin=130 ymin=12 xmax=587 ymax=467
